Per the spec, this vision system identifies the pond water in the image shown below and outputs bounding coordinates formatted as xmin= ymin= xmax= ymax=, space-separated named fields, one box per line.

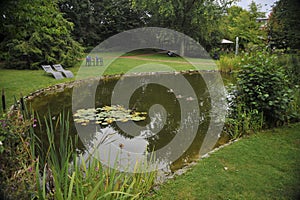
xmin=27 ymin=72 xmax=231 ymax=173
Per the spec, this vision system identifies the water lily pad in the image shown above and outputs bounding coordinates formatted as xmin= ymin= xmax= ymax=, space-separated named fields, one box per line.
xmin=132 ymin=116 xmax=146 ymax=121
xmin=74 ymin=118 xmax=90 ymax=123
xmin=73 ymin=105 xmax=147 ymax=126
xmin=105 ymin=118 xmax=114 ymax=124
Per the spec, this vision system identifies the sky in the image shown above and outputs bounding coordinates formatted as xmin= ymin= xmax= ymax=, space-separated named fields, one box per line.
xmin=234 ymin=0 xmax=277 ymax=16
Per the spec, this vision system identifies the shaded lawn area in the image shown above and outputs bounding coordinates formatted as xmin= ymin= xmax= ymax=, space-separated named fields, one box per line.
xmin=0 ymin=68 xmax=73 ymax=109
xmin=146 ymin=123 xmax=300 ymax=200
xmin=0 ymin=53 xmax=216 ymax=108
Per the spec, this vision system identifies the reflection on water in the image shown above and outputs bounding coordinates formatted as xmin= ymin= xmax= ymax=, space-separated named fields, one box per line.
xmin=27 ymin=72 xmax=229 ymax=173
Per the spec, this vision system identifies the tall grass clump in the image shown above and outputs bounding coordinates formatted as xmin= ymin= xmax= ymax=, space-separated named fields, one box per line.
xmin=34 ymin=111 xmax=157 ymax=199
xmin=217 ymin=55 xmax=242 ymax=73
xmin=0 ymin=101 xmax=38 ymax=199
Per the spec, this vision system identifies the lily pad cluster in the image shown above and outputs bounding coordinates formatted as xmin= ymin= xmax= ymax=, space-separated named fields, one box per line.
xmin=73 ymin=105 xmax=147 ymax=126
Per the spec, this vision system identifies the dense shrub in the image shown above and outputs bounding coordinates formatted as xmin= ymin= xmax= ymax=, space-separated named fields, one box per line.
xmin=236 ymin=51 xmax=296 ymax=126
xmin=224 ymin=51 xmax=299 ymax=139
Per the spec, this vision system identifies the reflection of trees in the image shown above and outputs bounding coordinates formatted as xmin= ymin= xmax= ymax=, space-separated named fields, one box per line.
xmin=124 ymin=73 xmax=213 ymax=170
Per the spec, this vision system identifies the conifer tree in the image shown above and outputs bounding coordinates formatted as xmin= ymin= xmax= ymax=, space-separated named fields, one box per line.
xmin=0 ymin=0 xmax=83 ymax=69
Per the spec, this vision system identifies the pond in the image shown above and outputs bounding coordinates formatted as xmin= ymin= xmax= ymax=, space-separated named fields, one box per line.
xmin=27 ymin=71 xmax=231 ymax=173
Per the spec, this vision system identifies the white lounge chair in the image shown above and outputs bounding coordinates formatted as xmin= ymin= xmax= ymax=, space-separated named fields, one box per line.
xmin=52 ymin=64 xmax=74 ymax=78
xmin=41 ymin=65 xmax=64 ymax=80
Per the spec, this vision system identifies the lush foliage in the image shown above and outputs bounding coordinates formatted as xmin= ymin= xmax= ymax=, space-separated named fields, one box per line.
xmin=268 ymin=0 xmax=300 ymax=50
xmin=224 ymin=99 xmax=263 ymax=139
xmin=219 ymin=3 xmax=267 ymax=50
xmin=235 ymin=51 xmax=296 ymax=125
xmin=58 ymin=0 xmax=148 ymax=48
xmin=132 ymin=0 xmax=234 ymax=52
xmin=223 ymin=51 xmax=299 ymax=139
xmin=0 ymin=106 xmax=157 ymax=199
xmin=0 ymin=0 xmax=83 ymax=69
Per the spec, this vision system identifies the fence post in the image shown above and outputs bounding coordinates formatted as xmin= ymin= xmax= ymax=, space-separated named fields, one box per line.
xmin=2 ymin=88 xmax=6 ymax=112
xmin=20 ymin=93 xmax=24 ymax=111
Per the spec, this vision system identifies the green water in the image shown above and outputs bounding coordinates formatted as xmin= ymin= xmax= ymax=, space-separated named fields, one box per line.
xmin=27 ymin=72 xmax=230 ymax=172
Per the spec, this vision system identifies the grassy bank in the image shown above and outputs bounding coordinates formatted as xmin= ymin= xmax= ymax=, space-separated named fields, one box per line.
xmin=147 ymin=123 xmax=300 ymax=200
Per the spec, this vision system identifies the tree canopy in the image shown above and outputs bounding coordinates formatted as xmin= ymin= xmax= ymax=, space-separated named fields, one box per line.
xmin=267 ymin=0 xmax=300 ymax=50
xmin=0 ymin=0 xmax=289 ymax=70
xmin=132 ymin=0 xmax=235 ymax=52
xmin=58 ymin=0 xmax=149 ymax=47
xmin=219 ymin=2 xmax=266 ymax=50
xmin=0 ymin=0 xmax=83 ymax=69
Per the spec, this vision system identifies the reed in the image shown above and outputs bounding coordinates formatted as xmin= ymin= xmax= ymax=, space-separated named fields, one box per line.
xmin=34 ymin=110 xmax=157 ymax=199
xmin=217 ymin=55 xmax=241 ymax=73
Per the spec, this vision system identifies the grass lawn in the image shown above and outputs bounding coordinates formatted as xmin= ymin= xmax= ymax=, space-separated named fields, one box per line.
xmin=146 ymin=123 xmax=300 ymax=200
xmin=0 ymin=68 xmax=73 ymax=108
xmin=0 ymin=52 xmax=217 ymax=108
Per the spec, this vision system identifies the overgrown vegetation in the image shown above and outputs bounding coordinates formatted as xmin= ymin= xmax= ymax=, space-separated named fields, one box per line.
xmin=0 ymin=105 xmax=37 ymax=199
xmin=0 ymin=106 xmax=157 ymax=199
xmin=224 ymin=51 xmax=300 ymax=139
xmin=217 ymin=55 xmax=242 ymax=73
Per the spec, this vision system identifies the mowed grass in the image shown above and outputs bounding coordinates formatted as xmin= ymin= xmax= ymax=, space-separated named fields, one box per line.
xmin=0 ymin=52 xmax=217 ymax=107
xmin=0 ymin=69 xmax=74 ymax=108
xmin=86 ymin=52 xmax=216 ymax=75
xmin=147 ymin=123 xmax=300 ymax=200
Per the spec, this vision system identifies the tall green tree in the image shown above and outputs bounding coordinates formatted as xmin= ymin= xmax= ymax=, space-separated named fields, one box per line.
xmin=59 ymin=0 xmax=148 ymax=47
xmin=0 ymin=0 xmax=83 ymax=69
xmin=268 ymin=0 xmax=300 ymax=50
xmin=132 ymin=0 xmax=235 ymax=52
xmin=219 ymin=2 xmax=266 ymax=50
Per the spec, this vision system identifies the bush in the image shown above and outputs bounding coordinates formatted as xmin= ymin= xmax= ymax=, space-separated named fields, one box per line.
xmin=236 ymin=51 xmax=295 ymax=126
xmin=224 ymin=84 xmax=264 ymax=140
